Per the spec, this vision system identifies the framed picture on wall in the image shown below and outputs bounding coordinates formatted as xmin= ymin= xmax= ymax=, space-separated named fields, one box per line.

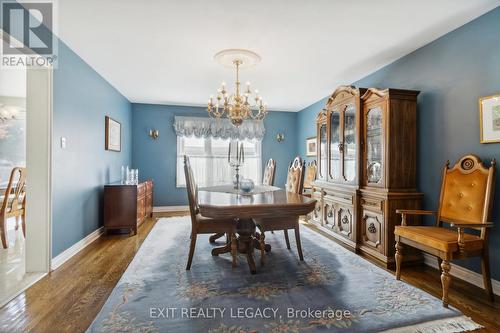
xmin=105 ymin=116 xmax=121 ymax=151
xmin=479 ymin=94 xmax=500 ymax=143
xmin=306 ymin=136 xmax=317 ymax=156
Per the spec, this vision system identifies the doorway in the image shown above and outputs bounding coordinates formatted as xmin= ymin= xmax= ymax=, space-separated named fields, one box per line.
xmin=0 ymin=30 xmax=53 ymax=307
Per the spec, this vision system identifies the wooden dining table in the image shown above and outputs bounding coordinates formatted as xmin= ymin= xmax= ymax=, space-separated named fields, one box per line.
xmin=198 ymin=186 xmax=316 ymax=274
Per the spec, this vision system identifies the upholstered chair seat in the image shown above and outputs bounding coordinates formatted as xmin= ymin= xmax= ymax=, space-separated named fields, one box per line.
xmin=394 ymin=226 xmax=483 ymax=253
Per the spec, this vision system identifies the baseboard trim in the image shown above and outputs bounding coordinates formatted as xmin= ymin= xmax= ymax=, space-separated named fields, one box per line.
xmin=153 ymin=205 xmax=189 ymax=212
xmin=422 ymin=253 xmax=500 ymax=296
xmin=51 ymin=227 xmax=104 ymax=271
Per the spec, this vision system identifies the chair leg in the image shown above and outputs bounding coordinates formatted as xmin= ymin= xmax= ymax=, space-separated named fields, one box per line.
xmin=284 ymin=230 xmax=291 ymax=250
xmin=441 ymin=259 xmax=452 ymax=307
xmin=0 ymin=215 xmax=7 ymax=249
xmin=294 ymin=225 xmax=304 ymax=261
xmin=230 ymin=233 xmax=238 ymax=268
xmin=259 ymin=232 xmax=266 ymax=266
xmin=395 ymin=240 xmax=403 ymax=280
xmin=186 ymin=232 xmax=197 ymax=270
xmin=481 ymin=251 xmax=494 ymax=302
xmin=22 ymin=213 xmax=26 ymax=238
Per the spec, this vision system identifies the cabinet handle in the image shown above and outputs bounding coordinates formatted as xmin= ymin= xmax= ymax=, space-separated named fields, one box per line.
xmin=327 ymin=211 xmax=333 ymax=218
xmin=368 ymin=223 xmax=377 ymax=234
xmin=342 ymin=216 xmax=349 ymax=225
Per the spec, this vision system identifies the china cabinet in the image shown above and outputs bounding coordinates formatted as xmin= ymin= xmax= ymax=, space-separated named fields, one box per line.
xmin=312 ymin=86 xmax=366 ymax=249
xmin=310 ymin=86 xmax=423 ymax=267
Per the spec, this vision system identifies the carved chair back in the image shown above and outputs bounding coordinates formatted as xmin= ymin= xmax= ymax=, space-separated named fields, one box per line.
xmin=285 ymin=157 xmax=305 ymax=194
xmin=1 ymin=167 xmax=27 ymax=215
xmin=303 ymin=160 xmax=317 ymax=191
xmin=262 ymin=159 xmax=276 ymax=186
xmin=183 ymin=156 xmax=199 ymax=226
xmin=437 ymin=155 xmax=496 ymax=240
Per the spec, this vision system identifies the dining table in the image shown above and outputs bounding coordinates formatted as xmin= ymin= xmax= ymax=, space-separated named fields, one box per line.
xmin=197 ymin=185 xmax=316 ymax=274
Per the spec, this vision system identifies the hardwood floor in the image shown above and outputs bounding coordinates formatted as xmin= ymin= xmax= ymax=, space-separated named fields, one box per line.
xmin=0 ymin=214 xmax=498 ymax=332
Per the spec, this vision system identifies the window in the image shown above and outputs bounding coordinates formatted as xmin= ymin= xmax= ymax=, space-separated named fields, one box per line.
xmin=176 ymin=136 xmax=262 ymax=187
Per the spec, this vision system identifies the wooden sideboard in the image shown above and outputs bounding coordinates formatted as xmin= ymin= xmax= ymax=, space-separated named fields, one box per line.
xmin=309 ymin=86 xmax=423 ymax=268
xmin=104 ymin=180 xmax=153 ymax=235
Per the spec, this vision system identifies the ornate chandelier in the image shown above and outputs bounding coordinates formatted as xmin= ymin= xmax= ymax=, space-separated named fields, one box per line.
xmin=207 ymin=49 xmax=267 ymax=126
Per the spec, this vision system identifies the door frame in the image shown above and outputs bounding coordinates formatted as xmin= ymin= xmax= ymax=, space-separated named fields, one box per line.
xmin=26 ymin=65 xmax=53 ymax=273
xmin=1 ymin=28 xmax=53 ymax=273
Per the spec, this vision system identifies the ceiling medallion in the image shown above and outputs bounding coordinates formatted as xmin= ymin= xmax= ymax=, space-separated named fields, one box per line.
xmin=207 ymin=49 xmax=267 ymax=127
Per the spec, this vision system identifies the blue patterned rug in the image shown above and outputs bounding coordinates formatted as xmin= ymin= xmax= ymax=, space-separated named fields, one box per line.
xmin=87 ymin=217 xmax=481 ymax=333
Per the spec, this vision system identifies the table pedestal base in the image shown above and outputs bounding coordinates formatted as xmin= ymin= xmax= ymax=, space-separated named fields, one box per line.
xmin=211 ymin=219 xmax=260 ymax=274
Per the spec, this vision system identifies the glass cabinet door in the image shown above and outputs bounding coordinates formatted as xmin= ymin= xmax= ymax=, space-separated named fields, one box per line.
xmin=343 ymin=104 xmax=357 ymax=182
xmin=329 ymin=109 xmax=341 ymax=181
xmin=318 ymin=123 xmax=328 ymax=180
xmin=365 ymin=106 xmax=384 ymax=185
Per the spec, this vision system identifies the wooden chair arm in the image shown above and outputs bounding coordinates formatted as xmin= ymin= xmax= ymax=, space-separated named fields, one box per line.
xmin=396 ymin=209 xmax=436 ymax=215
xmin=450 ymin=221 xmax=494 ymax=228
xmin=396 ymin=210 xmax=436 ymax=226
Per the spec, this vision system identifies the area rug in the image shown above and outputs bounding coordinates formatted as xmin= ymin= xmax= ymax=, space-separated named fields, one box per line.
xmin=87 ymin=217 xmax=481 ymax=333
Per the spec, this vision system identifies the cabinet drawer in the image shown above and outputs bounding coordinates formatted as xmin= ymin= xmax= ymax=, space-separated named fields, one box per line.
xmin=137 ymin=197 xmax=146 ymax=221
xmin=324 ymin=191 xmax=353 ymax=205
xmin=146 ymin=181 xmax=153 ymax=193
xmin=137 ymin=183 xmax=146 ymax=198
xmin=146 ymin=194 xmax=153 ymax=214
xmin=361 ymin=209 xmax=384 ymax=253
xmin=360 ymin=197 xmax=383 ymax=211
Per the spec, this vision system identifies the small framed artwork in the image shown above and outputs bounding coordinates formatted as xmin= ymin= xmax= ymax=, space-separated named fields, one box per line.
xmin=105 ymin=116 xmax=121 ymax=151
xmin=306 ymin=136 xmax=317 ymax=156
xmin=479 ymin=94 xmax=500 ymax=143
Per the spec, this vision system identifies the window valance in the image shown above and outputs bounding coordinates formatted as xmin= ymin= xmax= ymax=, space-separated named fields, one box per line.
xmin=173 ymin=116 xmax=265 ymax=141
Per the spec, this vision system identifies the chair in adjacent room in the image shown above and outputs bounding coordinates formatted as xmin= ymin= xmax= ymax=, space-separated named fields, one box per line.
xmin=302 ymin=160 xmax=317 ymax=198
xmin=184 ymin=156 xmax=237 ymax=270
xmin=262 ymin=158 xmax=276 ymax=186
xmin=394 ymin=155 xmax=496 ymax=307
xmin=255 ymin=156 xmax=305 ymax=265
xmin=1 ymin=167 xmax=27 ymax=249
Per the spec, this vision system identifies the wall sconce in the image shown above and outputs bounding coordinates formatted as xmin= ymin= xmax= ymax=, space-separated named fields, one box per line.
xmin=149 ymin=129 xmax=159 ymax=140
xmin=276 ymin=133 xmax=285 ymax=142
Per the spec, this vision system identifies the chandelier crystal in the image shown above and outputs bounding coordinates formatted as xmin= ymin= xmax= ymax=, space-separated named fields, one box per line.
xmin=207 ymin=49 xmax=267 ymax=126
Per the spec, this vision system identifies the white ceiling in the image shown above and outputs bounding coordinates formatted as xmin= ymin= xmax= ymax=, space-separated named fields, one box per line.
xmin=57 ymin=0 xmax=500 ymax=111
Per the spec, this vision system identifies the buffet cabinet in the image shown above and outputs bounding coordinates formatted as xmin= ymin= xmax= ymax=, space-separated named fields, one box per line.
xmin=104 ymin=180 xmax=154 ymax=235
xmin=309 ymin=86 xmax=423 ymax=267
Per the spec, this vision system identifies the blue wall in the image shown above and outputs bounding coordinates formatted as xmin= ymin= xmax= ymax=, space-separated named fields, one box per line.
xmin=131 ymin=104 xmax=297 ymax=206
xmin=52 ymin=42 xmax=132 ymax=257
xmin=297 ymin=7 xmax=500 ymax=279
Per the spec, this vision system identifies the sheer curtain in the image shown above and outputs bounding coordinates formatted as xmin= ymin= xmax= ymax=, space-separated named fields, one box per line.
xmin=174 ymin=117 xmax=264 ymax=187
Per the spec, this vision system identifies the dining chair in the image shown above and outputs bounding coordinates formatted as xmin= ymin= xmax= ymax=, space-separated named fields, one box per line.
xmin=302 ymin=160 xmax=317 ymax=198
xmin=394 ymin=155 xmax=496 ymax=307
xmin=1 ymin=167 xmax=27 ymax=249
xmin=262 ymin=158 xmax=276 ymax=186
xmin=184 ymin=156 xmax=238 ymax=270
xmin=255 ymin=156 xmax=306 ymax=265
